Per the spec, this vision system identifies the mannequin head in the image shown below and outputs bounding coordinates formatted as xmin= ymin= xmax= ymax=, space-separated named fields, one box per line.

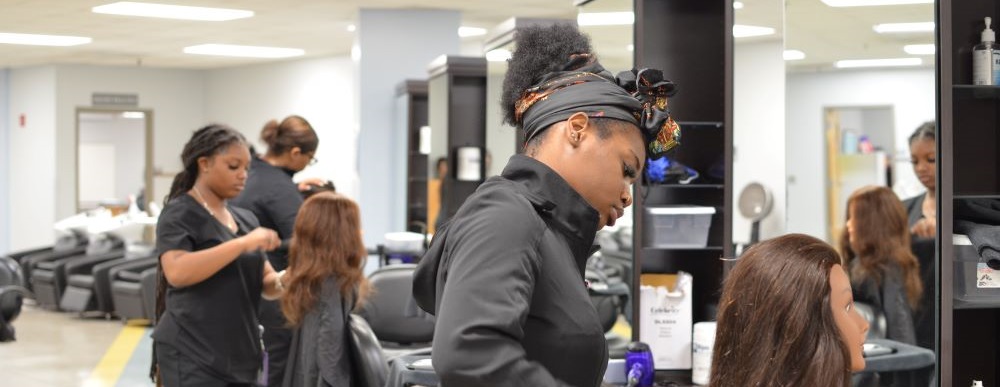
xmin=711 ymin=234 xmax=868 ymax=387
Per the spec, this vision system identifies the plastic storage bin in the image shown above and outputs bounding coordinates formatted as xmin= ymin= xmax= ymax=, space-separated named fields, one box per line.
xmin=644 ymin=206 xmax=716 ymax=248
xmin=953 ymin=234 xmax=1000 ymax=307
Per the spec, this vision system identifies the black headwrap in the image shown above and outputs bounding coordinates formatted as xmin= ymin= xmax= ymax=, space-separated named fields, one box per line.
xmin=513 ymin=54 xmax=681 ymax=158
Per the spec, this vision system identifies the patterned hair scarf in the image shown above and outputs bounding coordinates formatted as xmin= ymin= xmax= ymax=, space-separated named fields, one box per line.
xmin=513 ymin=54 xmax=681 ymax=158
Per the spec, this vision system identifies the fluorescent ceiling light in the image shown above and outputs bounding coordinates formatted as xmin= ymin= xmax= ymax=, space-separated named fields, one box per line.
xmin=734 ymin=1 xmax=744 ymax=9
xmin=873 ymin=22 xmax=934 ymax=33
xmin=92 ymin=2 xmax=253 ymax=21
xmin=784 ymin=50 xmax=806 ymax=60
xmin=904 ymin=44 xmax=935 ymax=55
xmin=834 ymin=58 xmax=922 ymax=68
xmin=486 ymin=48 xmax=512 ymax=62
xmin=822 ymin=0 xmax=932 ymax=6
xmin=733 ymin=25 xmax=775 ymax=38
xmin=347 ymin=24 xmax=356 ymax=32
xmin=121 ymin=111 xmax=145 ymax=119
xmin=183 ymin=44 xmax=304 ymax=58
xmin=577 ymin=12 xmax=634 ymax=26
xmin=0 ymin=32 xmax=91 ymax=46
xmin=458 ymin=26 xmax=486 ymax=38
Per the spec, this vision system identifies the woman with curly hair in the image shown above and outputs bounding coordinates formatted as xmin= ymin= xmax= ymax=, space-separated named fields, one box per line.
xmin=413 ymin=23 xmax=681 ymax=387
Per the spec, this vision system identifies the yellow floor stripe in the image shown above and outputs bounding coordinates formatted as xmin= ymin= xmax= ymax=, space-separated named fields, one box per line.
xmin=84 ymin=324 xmax=147 ymax=387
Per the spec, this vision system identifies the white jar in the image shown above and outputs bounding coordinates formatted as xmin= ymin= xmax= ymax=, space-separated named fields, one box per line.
xmin=691 ymin=321 xmax=717 ymax=385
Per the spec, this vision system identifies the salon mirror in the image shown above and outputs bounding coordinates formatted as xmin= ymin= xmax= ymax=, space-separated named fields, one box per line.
xmin=781 ymin=0 xmax=937 ymax=363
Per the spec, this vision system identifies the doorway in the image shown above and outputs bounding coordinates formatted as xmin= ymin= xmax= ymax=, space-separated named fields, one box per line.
xmin=824 ymin=105 xmax=895 ymax=243
xmin=75 ymin=107 xmax=153 ymax=214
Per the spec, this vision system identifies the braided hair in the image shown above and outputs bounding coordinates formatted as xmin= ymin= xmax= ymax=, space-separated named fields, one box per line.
xmin=908 ymin=121 xmax=935 ymax=145
xmin=152 ymin=123 xmax=246 ymax=385
xmin=165 ymin=124 xmax=248 ymax=203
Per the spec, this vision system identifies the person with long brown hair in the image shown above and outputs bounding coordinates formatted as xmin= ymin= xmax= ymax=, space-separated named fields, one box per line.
xmin=841 ymin=185 xmax=923 ymax=345
xmin=152 ymin=124 xmax=285 ymax=387
xmin=280 ymin=192 xmax=370 ymax=387
xmin=710 ymin=234 xmax=870 ymax=387
xmin=231 ymin=115 xmax=320 ymax=386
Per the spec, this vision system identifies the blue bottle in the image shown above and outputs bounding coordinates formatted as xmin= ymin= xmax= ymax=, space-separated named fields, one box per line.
xmin=625 ymin=341 xmax=655 ymax=387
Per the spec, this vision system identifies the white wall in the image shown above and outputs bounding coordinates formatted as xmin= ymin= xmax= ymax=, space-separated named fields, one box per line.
xmin=357 ymin=9 xmax=460 ymax=246
xmin=9 ymin=66 xmax=57 ymax=250
xmin=0 ymin=69 xmax=8 ymax=253
xmin=785 ymin=68 xmax=935 ymax=241
xmin=55 ymin=65 xmax=206 ymax=219
xmin=204 ymin=56 xmax=358 ymax=199
xmin=733 ymin=41 xmax=787 ymax=244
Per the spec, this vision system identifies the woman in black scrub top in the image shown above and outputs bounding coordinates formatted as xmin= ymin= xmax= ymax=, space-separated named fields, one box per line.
xmin=151 ymin=124 xmax=287 ymax=387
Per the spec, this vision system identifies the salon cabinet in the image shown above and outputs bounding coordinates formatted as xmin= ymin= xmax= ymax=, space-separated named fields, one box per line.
xmin=939 ymin=1 xmax=1000 ymax=385
xmin=397 ymin=80 xmax=430 ymax=233
xmin=630 ymin=0 xmax=733 ymax=384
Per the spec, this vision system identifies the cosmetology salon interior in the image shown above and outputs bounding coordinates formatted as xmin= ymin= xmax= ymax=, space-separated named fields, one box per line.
xmin=0 ymin=0 xmax=997 ymax=386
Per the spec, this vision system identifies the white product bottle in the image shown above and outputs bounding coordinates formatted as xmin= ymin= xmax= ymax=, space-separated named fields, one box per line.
xmin=691 ymin=321 xmax=717 ymax=385
xmin=973 ymin=17 xmax=999 ymax=85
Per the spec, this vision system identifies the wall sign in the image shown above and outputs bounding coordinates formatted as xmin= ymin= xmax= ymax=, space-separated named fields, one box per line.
xmin=92 ymin=93 xmax=139 ymax=107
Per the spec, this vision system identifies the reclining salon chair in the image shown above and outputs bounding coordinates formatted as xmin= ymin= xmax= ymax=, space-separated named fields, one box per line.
xmin=59 ymin=211 xmax=159 ymax=315
xmin=16 ymin=229 xmax=90 ymax=294
xmin=61 ymin=249 xmax=156 ymax=316
xmin=31 ymin=233 xmax=125 ymax=310
xmin=111 ymin=264 xmax=158 ymax=322
xmin=357 ymin=264 xmax=435 ymax=359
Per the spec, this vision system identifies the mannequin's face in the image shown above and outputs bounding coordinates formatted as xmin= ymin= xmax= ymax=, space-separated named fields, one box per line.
xmin=909 ymin=138 xmax=936 ymax=192
xmin=830 ymin=264 xmax=869 ymax=371
xmin=845 ymin=203 xmax=857 ymax=249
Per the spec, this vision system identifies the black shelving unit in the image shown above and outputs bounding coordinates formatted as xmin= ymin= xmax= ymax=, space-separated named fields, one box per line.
xmin=631 ymin=0 xmax=732 ymax=384
xmin=939 ymin=1 xmax=1000 ymax=384
xmin=427 ymin=56 xmax=488 ymax=224
xmin=397 ymin=80 xmax=430 ymax=233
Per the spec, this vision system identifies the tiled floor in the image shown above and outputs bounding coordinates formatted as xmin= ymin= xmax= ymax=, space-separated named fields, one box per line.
xmin=0 ymin=304 xmax=153 ymax=387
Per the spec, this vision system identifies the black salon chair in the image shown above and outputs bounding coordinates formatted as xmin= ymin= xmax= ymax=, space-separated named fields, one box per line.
xmin=349 ymin=314 xmax=389 ymax=387
xmin=851 ymin=302 xmax=935 ymax=387
xmin=357 ymin=264 xmax=435 ymax=359
xmin=31 ymin=234 xmax=125 ymax=310
xmin=111 ymin=265 xmax=158 ymax=322
xmin=18 ymin=231 xmax=90 ymax=294
xmin=61 ymin=252 xmax=156 ymax=315
xmin=0 ymin=255 xmax=28 ymax=342
xmin=587 ymin=264 xmax=631 ymax=360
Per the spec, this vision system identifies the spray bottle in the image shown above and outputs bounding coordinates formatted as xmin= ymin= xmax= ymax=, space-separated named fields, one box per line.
xmin=973 ymin=17 xmax=999 ymax=85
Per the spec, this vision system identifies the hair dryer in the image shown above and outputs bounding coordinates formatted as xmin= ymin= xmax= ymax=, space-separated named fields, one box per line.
xmin=625 ymin=341 xmax=655 ymax=387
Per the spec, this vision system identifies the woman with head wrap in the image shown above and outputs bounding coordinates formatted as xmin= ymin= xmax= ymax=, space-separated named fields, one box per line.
xmin=412 ymin=24 xmax=680 ymax=387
